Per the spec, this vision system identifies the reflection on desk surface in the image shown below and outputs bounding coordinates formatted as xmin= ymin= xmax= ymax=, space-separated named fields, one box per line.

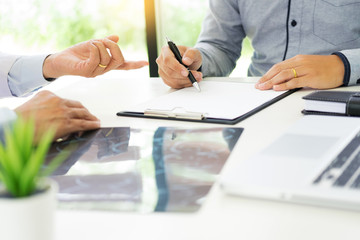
xmin=46 ymin=126 xmax=243 ymax=213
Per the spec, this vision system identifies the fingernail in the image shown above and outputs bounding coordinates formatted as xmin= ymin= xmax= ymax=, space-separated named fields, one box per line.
xmin=183 ymin=57 xmax=191 ymax=64
xmin=181 ymin=70 xmax=188 ymax=77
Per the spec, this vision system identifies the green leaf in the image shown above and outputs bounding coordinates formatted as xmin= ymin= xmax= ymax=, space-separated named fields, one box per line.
xmin=0 ymin=143 xmax=8 ymax=173
xmin=0 ymin=144 xmax=16 ymax=188
xmin=3 ymin=126 xmax=23 ymax=178
xmin=0 ymin=116 xmax=57 ymax=197
xmin=17 ymin=117 xmax=35 ymax=164
xmin=19 ymin=129 xmax=54 ymax=193
xmin=18 ymin=151 xmax=40 ymax=196
xmin=0 ymin=169 xmax=18 ymax=197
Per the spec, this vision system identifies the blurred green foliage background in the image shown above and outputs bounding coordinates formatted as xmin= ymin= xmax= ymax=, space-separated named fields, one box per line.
xmin=0 ymin=0 xmax=146 ymax=52
xmin=0 ymin=0 xmax=252 ymax=75
xmin=160 ymin=0 xmax=253 ymax=57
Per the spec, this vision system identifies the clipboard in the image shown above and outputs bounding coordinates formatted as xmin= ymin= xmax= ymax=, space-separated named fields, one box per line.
xmin=116 ymin=81 xmax=298 ymax=125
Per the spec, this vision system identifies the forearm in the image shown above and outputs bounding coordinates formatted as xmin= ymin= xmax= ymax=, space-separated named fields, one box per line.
xmin=196 ymin=43 xmax=238 ymax=77
xmin=194 ymin=0 xmax=244 ymax=77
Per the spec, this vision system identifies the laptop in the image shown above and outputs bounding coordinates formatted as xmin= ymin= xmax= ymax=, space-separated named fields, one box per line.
xmin=221 ymin=115 xmax=360 ymax=211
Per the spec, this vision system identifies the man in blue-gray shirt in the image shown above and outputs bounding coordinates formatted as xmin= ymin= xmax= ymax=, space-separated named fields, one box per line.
xmin=0 ymin=35 xmax=148 ymax=142
xmin=157 ymin=1 xmax=360 ymax=91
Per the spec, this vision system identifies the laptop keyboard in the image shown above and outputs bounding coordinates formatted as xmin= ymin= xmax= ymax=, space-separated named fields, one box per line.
xmin=313 ymin=132 xmax=360 ymax=189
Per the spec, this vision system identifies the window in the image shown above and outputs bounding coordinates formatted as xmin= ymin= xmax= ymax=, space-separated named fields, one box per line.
xmin=155 ymin=0 xmax=208 ymax=49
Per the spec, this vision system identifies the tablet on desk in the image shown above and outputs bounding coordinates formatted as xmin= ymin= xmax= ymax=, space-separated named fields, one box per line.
xmin=46 ymin=126 xmax=243 ymax=213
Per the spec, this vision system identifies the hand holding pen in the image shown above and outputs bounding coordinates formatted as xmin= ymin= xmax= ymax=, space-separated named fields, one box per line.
xmin=156 ymin=37 xmax=202 ymax=91
xmin=166 ymin=37 xmax=201 ymax=92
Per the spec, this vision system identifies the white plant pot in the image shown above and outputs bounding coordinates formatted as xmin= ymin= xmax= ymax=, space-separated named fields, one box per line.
xmin=0 ymin=178 xmax=58 ymax=240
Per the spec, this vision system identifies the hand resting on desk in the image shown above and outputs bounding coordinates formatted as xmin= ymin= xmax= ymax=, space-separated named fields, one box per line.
xmin=15 ymin=91 xmax=100 ymax=143
xmin=256 ymin=55 xmax=345 ymax=91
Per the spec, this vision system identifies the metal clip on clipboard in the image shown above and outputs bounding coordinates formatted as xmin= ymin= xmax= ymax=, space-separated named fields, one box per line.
xmin=144 ymin=107 xmax=205 ymax=120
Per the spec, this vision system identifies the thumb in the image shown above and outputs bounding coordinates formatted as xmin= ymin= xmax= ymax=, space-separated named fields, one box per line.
xmin=182 ymin=48 xmax=201 ymax=70
xmin=182 ymin=52 xmax=194 ymax=66
xmin=106 ymin=34 xmax=119 ymax=43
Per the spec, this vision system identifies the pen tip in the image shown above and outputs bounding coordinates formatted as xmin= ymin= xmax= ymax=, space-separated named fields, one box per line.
xmin=166 ymin=36 xmax=171 ymax=42
xmin=193 ymin=82 xmax=201 ymax=92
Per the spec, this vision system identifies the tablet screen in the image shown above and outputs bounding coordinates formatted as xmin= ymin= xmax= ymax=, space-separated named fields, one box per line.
xmin=47 ymin=126 xmax=243 ymax=213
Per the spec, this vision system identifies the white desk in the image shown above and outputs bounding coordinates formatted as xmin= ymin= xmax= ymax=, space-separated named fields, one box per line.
xmin=4 ymin=76 xmax=360 ymax=240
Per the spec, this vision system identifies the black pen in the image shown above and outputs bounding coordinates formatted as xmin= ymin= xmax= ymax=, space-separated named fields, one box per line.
xmin=166 ymin=37 xmax=201 ymax=92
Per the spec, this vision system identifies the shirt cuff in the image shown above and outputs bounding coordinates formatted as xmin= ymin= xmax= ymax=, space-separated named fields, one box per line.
xmin=336 ymin=49 xmax=360 ymax=86
xmin=332 ymin=52 xmax=350 ymax=86
xmin=8 ymin=54 xmax=50 ymax=97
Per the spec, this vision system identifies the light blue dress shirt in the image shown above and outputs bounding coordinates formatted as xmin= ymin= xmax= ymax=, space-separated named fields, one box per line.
xmin=195 ymin=0 xmax=360 ymax=86
xmin=0 ymin=54 xmax=49 ymax=134
xmin=0 ymin=108 xmax=17 ymax=138
xmin=7 ymin=54 xmax=49 ymax=97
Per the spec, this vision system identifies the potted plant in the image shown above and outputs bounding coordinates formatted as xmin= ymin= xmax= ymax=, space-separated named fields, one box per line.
xmin=0 ymin=117 xmax=65 ymax=240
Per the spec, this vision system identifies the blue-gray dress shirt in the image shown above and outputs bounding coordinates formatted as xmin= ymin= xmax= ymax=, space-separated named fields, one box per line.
xmin=195 ymin=0 xmax=360 ymax=86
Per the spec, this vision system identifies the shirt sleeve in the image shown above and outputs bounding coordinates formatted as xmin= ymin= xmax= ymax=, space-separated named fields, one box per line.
xmin=0 ymin=53 xmax=19 ymax=97
xmin=0 ymin=107 xmax=17 ymax=141
xmin=8 ymin=54 xmax=50 ymax=97
xmin=194 ymin=0 xmax=245 ymax=77
xmin=338 ymin=49 xmax=360 ymax=86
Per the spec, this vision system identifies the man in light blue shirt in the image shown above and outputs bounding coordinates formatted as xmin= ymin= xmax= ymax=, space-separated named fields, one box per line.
xmin=1 ymin=35 xmax=148 ymax=141
xmin=156 ymin=0 xmax=360 ymax=91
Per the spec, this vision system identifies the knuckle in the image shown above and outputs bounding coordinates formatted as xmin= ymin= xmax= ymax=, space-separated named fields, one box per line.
xmin=162 ymin=78 xmax=173 ymax=87
xmin=272 ymin=64 xmax=283 ymax=73
xmin=283 ymin=71 xmax=293 ymax=80
xmin=163 ymin=77 xmax=179 ymax=89
xmin=84 ymin=72 xmax=93 ymax=78
xmin=294 ymin=78 xmax=302 ymax=86
xmin=163 ymin=56 xmax=171 ymax=65
xmin=262 ymin=81 xmax=271 ymax=88
xmin=52 ymin=95 xmax=63 ymax=103
xmin=73 ymin=100 xmax=81 ymax=106
xmin=288 ymin=79 xmax=300 ymax=88
xmin=64 ymin=118 xmax=73 ymax=128
xmin=57 ymin=107 xmax=67 ymax=117
xmin=187 ymin=48 xmax=197 ymax=58
xmin=114 ymin=58 xmax=125 ymax=66
xmin=294 ymin=54 xmax=305 ymax=62
xmin=103 ymin=56 xmax=111 ymax=63
xmin=39 ymin=90 xmax=50 ymax=95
